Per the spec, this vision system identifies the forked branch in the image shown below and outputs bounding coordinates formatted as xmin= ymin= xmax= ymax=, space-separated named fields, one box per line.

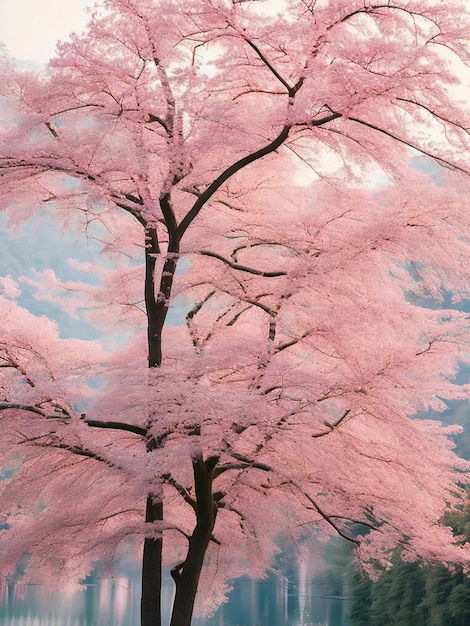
xmin=214 ymin=452 xmax=272 ymax=478
xmin=17 ymin=433 xmax=120 ymax=470
xmin=311 ymin=409 xmax=351 ymax=438
xmin=291 ymin=481 xmax=360 ymax=545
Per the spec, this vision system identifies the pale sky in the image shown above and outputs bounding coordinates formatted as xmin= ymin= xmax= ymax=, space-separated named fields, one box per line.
xmin=0 ymin=0 xmax=283 ymax=65
xmin=0 ymin=0 xmax=94 ymax=64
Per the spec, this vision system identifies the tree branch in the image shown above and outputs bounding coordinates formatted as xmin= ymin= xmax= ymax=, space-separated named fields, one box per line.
xmin=0 ymin=402 xmax=63 ymax=419
xmin=396 ymin=97 xmax=470 ymax=136
xmin=348 ymin=116 xmax=469 ymax=174
xmin=111 ymin=194 xmax=147 ymax=226
xmin=292 ymin=482 xmax=360 ymax=545
xmin=177 ymin=125 xmax=292 ymax=238
xmin=163 ymin=473 xmax=197 ymax=510
xmin=214 ymin=453 xmax=272 ymax=478
xmin=48 ymin=442 xmax=118 ymax=468
xmin=83 ymin=418 xmax=147 ymax=437
xmin=199 ymin=250 xmax=287 ymax=277
xmin=312 ymin=409 xmax=351 ymax=438
xmin=241 ymin=35 xmax=296 ymax=95
xmin=17 ymin=433 xmax=120 ymax=470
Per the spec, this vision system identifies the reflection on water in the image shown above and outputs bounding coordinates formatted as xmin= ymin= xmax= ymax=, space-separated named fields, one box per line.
xmin=0 ymin=578 xmax=142 ymax=626
xmin=0 ymin=572 xmax=351 ymax=626
xmin=195 ymin=575 xmax=351 ymax=626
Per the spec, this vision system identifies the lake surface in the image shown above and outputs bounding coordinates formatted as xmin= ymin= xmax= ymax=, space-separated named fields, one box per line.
xmin=0 ymin=573 xmax=351 ymax=626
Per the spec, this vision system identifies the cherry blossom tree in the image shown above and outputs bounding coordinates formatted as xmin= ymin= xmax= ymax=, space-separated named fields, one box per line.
xmin=1 ymin=1 xmax=470 ymax=625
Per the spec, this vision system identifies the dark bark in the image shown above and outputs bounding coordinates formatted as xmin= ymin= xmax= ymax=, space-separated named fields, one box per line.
xmin=169 ymin=455 xmax=219 ymax=626
xmin=145 ymin=221 xmax=180 ymax=368
xmin=141 ymin=493 xmax=163 ymax=626
xmin=142 ymin=195 xmax=182 ymax=623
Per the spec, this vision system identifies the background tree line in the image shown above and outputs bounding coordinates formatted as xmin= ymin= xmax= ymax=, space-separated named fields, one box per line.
xmin=348 ymin=404 xmax=470 ymax=625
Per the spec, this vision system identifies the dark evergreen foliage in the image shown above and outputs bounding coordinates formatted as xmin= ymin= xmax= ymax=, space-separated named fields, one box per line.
xmin=348 ymin=501 xmax=470 ymax=625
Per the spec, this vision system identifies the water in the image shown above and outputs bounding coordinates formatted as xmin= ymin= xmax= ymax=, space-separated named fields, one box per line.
xmin=0 ymin=575 xmax=351 ymax=626
xmin=195 ymin=576 xmax=351 ymax=626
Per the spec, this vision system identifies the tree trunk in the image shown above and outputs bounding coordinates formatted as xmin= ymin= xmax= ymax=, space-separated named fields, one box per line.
xmin=145 ymin=226 xmax=179 ymax=369
xmin=142 ymin=221 xmax=177 ymax=625
xmin=141 ymin=493 xmax=163 ymax=626
xmin=169 ymin=455 xmax=219 ymax=626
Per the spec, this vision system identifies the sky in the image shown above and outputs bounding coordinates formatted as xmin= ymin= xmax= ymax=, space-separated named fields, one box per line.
xmin=0 ymin=0 xmax=284 ymax=65
xmin=0 ymin=214 xmax=105 ymax=338
xmin=0 ymin=2 xmax=103 ymax=337
xmin=0 ymin=0 xmax=94 ymax=65
xmin=0 ymin=3 xmax=103 ymax=338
